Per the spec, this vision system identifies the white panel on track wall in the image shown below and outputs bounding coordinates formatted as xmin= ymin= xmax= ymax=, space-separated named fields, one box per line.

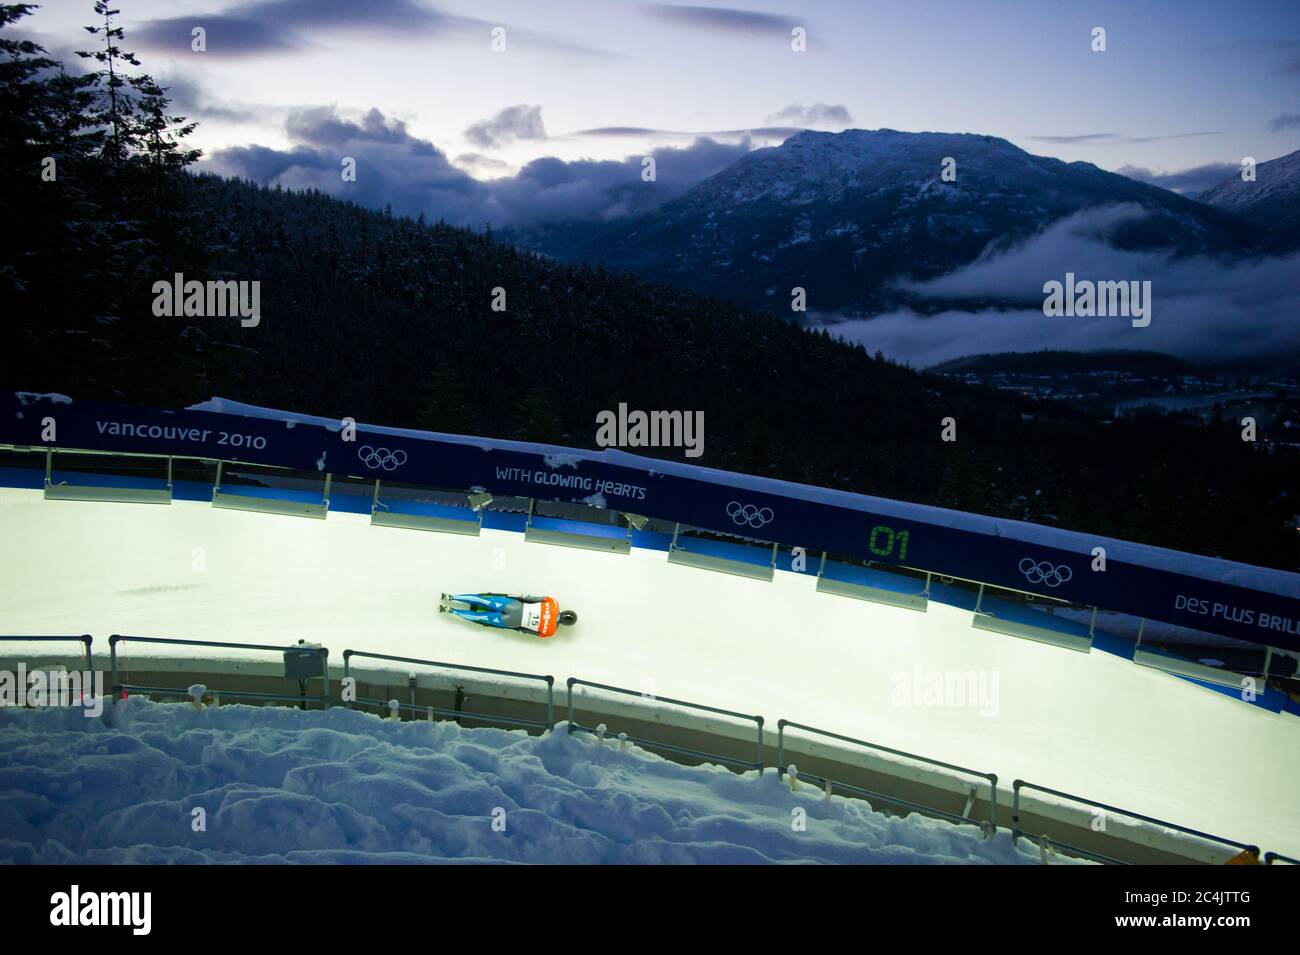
xmin=1132 ymin=649 xmax=1250 ymax=691
xmin=971 ymin=583 xmax=1094 ymax=653
xmin=972 ymin=614 xmax=1094 ymax=653
xmin=45 ymin=483 xmax=173 ymax=505
xmin=368 ymin=479 xmax=481 ymax=536
xmin=666 ymin=522 xmax=777 ymax=581
xmin=524 ymin=499 xmax=631 ymax=555
xmin=371 ymin=509 xmax=481 ymax=535
xmin=525 ymin=525 xmax=631 ymax=554
xmin=212 ymin=488 xmax=327 ymax=519
xmin=211 ymin=460 xmax=328 ymax=519
xmin=43 ymin=449 xmax=173 ymax=505
xmin=815 ymin=554 xmax=929 ymax=612
xmin=817 ymin=577 xmax=928 ymax=611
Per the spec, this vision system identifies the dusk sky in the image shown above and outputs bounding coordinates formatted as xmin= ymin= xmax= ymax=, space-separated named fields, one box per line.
xmin=22 ymin=0 xmax=1300 ymax=192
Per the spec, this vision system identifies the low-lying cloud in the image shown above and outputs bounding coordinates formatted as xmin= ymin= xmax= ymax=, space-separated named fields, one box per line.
xmin=829 ymin=205 xmax=1300 ymax=368
xmin=765 ymin=103 xmax=852 ymax=127
xmin=1028 ymin=131 xmax=1221 ymax=146
xmin=1116 ymin=162 xmax=1238 ymax=197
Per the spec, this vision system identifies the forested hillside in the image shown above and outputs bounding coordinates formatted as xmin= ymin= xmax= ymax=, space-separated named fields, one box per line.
xmin=2 ymin=3 xmax=1297 ymax=570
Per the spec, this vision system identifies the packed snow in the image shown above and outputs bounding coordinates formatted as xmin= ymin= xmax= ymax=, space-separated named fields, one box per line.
xmin=0 ymin=700 xmax=1062 ymax=865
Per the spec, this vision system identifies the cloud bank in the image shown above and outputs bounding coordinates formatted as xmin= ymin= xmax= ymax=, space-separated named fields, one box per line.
xmin=206 ymin=105 xmax=755 ymax=227
xmin=830 ymin=206 xmax=1300 ymax=368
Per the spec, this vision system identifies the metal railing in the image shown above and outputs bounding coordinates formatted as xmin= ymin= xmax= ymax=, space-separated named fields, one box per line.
xmin=777 ymin=719 xmax=998 ymax=833
xmin=1011 ymin=779 xmax=1260 ymax=865
xmin=342 ymin=649 xmax=554 ymax=731
xmin=1264 ymin=851 xmax=1297 ymax=865
xmin=109 ymin=634 xmax=330 ymax=708
xmin=566 ymin=677 xmax=764 ymax=772
xmin=0 ymin=634 xmax=94 ymax=673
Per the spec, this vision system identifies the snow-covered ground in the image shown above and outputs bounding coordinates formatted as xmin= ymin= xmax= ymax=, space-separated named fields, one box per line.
xmin=0 ymin=488 xmax=1297 ymax=858
xmin=0 ymin=700 xmax=1058 ymax=864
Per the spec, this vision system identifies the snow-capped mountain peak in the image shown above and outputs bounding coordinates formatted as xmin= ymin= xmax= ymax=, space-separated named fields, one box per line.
xmin=520 ymin=127 xmax=1258 ymax=315
xmin=1199 ymin=148 xmax=1300 ymax=227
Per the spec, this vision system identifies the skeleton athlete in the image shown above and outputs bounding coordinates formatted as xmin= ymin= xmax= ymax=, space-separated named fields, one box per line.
xmin=439 ymin=593 xmax=577 ymax=637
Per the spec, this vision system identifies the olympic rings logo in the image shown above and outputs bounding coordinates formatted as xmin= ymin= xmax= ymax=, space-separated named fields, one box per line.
xmin=727 ymin=501 xmax=774 ymax=529
xmin=1019 ymin=557 xmax=1072 ymax=588
xmin=358 ymin=445 xmax=408 ymax=471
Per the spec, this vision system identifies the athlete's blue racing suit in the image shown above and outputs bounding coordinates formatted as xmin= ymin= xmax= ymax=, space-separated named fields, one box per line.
xmin=447 ymin=593 xmax=527 ymax=630
xmin=445 ymin=592 xmax=575 ymax=637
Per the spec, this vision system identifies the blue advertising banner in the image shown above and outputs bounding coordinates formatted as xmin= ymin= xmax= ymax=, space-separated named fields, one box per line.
xmin=2 ymin=393 xmax=1297 ymax=653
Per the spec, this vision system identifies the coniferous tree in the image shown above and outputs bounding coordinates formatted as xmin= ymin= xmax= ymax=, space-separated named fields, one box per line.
xmin=77 ymin=0 xmax=140 ymax=162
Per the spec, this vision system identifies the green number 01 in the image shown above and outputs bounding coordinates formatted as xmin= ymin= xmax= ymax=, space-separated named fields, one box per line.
xmin=868 ymin=526 xmax=910 ymax=561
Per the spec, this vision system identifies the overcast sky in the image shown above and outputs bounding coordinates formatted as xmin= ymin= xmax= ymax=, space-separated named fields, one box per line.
xmin=21 ymin=0 xmax=1300 ymax=186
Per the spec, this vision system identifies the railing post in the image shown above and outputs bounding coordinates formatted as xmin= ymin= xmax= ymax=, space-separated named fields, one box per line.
xmin=545 ymin=675 xmax=555 ymax=729
xmin=342 ymin=650 xmax=352 ymax=709
xmin=777 ymin=719 xmax=786 ymax=778
xmin=988 ymin=773 xmax=999 ymax=832
xmin=109 ymin=634 xmax=119 ymax=702
xmin=1011 ymin=779 xmax=1023 ymax=846
xmin=566 ymin=677 xmax=575 ymax=733
xmin=319 ymin=647 xmax=330 ymax=708
xmin=754 ymin=715 xmax=765 ymax=774
xmin=81 ymin=634 xmax=93 ymax=674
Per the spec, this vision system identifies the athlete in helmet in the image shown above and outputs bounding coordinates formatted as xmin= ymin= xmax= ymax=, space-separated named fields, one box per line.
xmin=440 ymin=592 xmax=577 ymax=637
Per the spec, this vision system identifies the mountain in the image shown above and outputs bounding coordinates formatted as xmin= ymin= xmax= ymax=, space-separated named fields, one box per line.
xmin=513 ymin=128 xmax=1259 ymax=315
xmin=1199 ymin=148 xmax=1300 ymax=250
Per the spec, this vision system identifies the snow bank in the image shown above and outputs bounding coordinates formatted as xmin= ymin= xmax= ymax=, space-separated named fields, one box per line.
xmin=0 ymin=700 xmax=1062 ymax=865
